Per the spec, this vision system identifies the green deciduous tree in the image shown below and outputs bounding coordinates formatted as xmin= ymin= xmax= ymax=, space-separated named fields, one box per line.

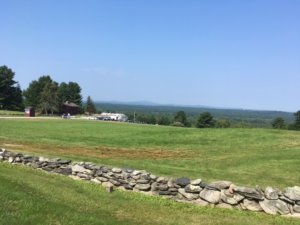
xmin=215 ymin=119 xmax=231 ymax=128
xmin=0 ymin=65 xmax=23 ymax=110
xmin=85 ymin=96 xmax=96 ymax=114
xmin=39 ymin=82 xmax=59 ymax=115
xmin=196 ymin=112 xmax=215 ymax=128
xmin=23 ymin=75 xmax=54 ymax=109
xmin=272 ymin=117 xmax=286 ymax=129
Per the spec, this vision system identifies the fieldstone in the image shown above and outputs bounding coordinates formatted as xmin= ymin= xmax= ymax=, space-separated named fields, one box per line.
xmin=185 ymin=184 xmax=202 ymax=193
xmin=8 ymin=157 xmax=14 ymax=163
xmin=132 ymin=170 xmax=142 ymax=176
xmin=178 ymin=188 xmax=199 ymax=200
xmin=208 ymin=181 xmax=232 ymax=190
xmin=57 ymin=159 xmax=71 ymax=165
xmin=284 ymin=186 xmax=300 ymax=201
xmin=199 ymin=189 xmax=221 ymax=204
xmin=233 ymin=186 xmax=264 ymax=200
xmin=175 ymin=177 xmax=190 ymax=187
xmin=135 ymin=183 xmax=151 ymax=191
xmin=56 ymin=167 xmax=72 ymax=175
xmin=191 ymin=179 xmax=202 ymax=185
xmin=279 ymin=195 xmax=295 ymax=205
xmin=193 ymin=198 xmax=209 ymax=206
xmin=96 ymin=177 xmax=108 ymax=182
xmin=259 ymin=199 xmax=290 ymax=215
xmin=265 ymin=187 xmax=280 ymax=200
xmin=220 ymin=189 xmax=244 ymax=205
xmin=157 ymin=184 xmax=169 ymax=191
xmin=112 ymin=168 xmax=122 ymax=173
xmin=159 ymin=191 xmax=176 ymax=196
xmin=167 ymin=178 xmax=176 ymax=187
xmin=39 ymin=156 xmax=49 ymax=162
xmin=217 ymin=203 xmax=233 ymax=209
xmin=91 ymin=178 xmax=102 ymax=184
xmin=149 ymin=174 xmax=157 ymax=180
xmin=71 ymin=164 xmax=92 ymax=174
xmin=242 ymin=199 xmax=263 ymax=212
xmin=157 ymin=177 xmax=169 ymax=183
xmin=77 ymin=173 xmax=91 ymax=180
xmin=136 ymin=179 xmax=150 ymax=184
xmin=109 ymin=179 xmax=121 ymax=186
xmin=293 ymin=205 xmax=300 ymax=213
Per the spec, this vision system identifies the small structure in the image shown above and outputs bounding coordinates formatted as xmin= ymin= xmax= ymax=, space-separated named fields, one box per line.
xmin=24 ymin=107 xmax=35 ymax=117
xmin=98 ymin=112 xmax=128 ymax=122
xmin=62 ymin=101 xmax=80 ymax=115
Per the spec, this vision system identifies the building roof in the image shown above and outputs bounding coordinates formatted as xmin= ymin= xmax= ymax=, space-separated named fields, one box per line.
xmin=63 ymin=101 xmax=80 ymax=108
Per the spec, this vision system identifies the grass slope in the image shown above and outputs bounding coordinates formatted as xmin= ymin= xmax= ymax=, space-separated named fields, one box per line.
xmin=0 ymin=119 xmax=300 ymax=188
xmin=0 ymin=163 xmax=299 ymax=225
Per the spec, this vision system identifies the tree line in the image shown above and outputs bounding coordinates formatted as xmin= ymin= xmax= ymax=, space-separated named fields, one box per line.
xmin=0 ymin=65 xmax=97 ymax=115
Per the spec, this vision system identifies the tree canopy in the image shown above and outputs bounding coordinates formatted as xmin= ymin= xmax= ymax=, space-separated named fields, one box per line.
xmin=174 ymin=111 xmax=187 ymax=126
xmin=85 ymin=96 xmax=96 ymax=114
xmin=196 ymin=112 xmax=215 ymax=128
xmin=272 ymin=117 xmax=286 ymax=129
xmin=23 ymin=75 xmax=82 ymax=114
xmin=0 ymin=65 xmax=23 ymax=110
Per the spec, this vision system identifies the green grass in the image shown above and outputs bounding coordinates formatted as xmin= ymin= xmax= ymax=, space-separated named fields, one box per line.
xmin=0 ymin=110 xmax=23 ymax=116
xmin=0 ymin=162 xmax=299 ymax=225
xmin=0 ymin=119 xmax=300 ymax=188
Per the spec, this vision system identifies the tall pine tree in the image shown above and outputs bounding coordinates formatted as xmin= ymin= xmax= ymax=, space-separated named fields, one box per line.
xmin=85 ymin=96 xmax=96 ymax=115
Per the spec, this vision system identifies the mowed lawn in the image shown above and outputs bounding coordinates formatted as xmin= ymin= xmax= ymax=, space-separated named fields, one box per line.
xmin=1 ymin=118 xmax=300 ymax=188
xmin=1 ymin=163 xmax=299 ymax=225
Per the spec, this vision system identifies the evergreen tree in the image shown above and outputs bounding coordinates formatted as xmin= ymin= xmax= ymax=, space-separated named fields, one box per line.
xmin=272 ymin=117 xmax=286 ymax=129
xmin=174 ymin=111 xmax=187 ymax=126
xmin=85 ymin=96 xmax=96 ymax=114
xmin=0 ymin=65 xmax=23 ymax=110
xmin=294 ymin=111 xmax=300 ymax=130
xmin=196 ymin=112 xmax=215 ymax=128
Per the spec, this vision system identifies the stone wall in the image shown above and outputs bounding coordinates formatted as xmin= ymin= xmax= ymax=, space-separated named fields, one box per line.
xmin=1 ymin=148 xmax=300 ymax=218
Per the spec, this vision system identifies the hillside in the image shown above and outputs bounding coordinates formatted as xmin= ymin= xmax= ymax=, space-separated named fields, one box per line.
xmin=94 ymin=102 xmax=294 ymax=127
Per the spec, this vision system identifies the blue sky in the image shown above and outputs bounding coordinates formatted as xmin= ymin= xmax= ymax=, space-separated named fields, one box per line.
xmin=1 ymin=0 xmax=299 ymax=111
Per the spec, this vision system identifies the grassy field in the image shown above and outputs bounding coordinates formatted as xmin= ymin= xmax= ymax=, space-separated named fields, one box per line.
xmin=0 ymin=162 xmax=299 ymax=225
xmin=0 ymin=110 xmax=23 ymax=116
xmin=0 ymin=119 xmax=300 ymax=188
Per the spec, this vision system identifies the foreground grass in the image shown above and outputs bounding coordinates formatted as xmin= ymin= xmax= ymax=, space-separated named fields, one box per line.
xmin=0 ymin=119 xmax=300 ymax=188
xmin=0 ymin=163 xmax=299 ymax=225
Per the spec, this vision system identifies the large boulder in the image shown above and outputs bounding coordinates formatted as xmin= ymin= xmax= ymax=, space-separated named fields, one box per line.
xmin=199 ymin=189 xmax=221 ymax=204
xmin=71 ymin=164 xmax=92 ymax=174
xmin=284 ymin=186 xmax=300 ymax=201
xmin=259 ymin=199 xmax=290 ymax=215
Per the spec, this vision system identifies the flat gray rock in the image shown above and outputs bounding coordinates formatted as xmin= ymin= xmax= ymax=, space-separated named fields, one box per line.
xmin=178 ymin=188 xmax=199 ymax=200
xmin=233 ymin=186 xmax=264 ymax=200
xmin=221 ymin=189 xmax=244 ymax=205
xmin=190 ymin=179 xmax=202 ymax=185
xmin=175 ymin=177 xmax=190 ymax=187
xmin=199 ymin=189 xmax=221 ymax=204
xmin=208 ymin=181 xmax=232 ymax=190
xmin=294 ymin=205 xmax=300 ymax=213
xmin=135 ymin=183 xmax=151 ymax=191
xmin=284 ymin=186 xmax=300 ymax=201
xmin=259 ymin=199 xmax=290 ymax=215
xmin=265 ymin=187 xmax=280 ymax=200
xmin=242 ymin=199 xmax=263 ymax=212
xmin=185 ymin=184 xmax=202 ymax=193
xmin=112 ymin=168 xmax=122 ymax=173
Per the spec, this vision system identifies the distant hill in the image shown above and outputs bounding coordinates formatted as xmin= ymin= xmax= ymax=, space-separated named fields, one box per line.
xmin=94 ymin=101 xmax=294 ymax=128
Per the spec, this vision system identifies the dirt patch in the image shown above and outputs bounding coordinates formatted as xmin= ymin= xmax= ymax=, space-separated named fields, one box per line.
xmin=1 ymin=143 xmax=197 ymax=160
